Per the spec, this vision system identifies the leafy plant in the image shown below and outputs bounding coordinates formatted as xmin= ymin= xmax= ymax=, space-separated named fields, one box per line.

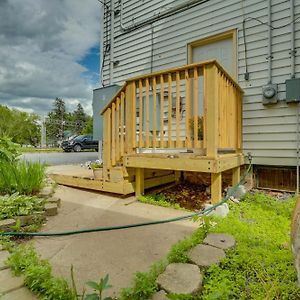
xmin=0 ymin=160 xmax=45 ymax=194
xmin=7 ymin=244 xmax=76 ymax=300
xmin=0 ymin=193 xmax=45 ymax=220
xmin=0 ymin=137 xmax=21 ymax=162
xmin=90 ymin=162 xmax=103 ymax=170
xmin=85 ymin=274 xmax=113 ymax=300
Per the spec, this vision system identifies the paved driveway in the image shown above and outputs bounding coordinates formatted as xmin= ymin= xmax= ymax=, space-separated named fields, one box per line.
xmin=21 ymin=152 xmax=99 ymax=166
xmin=33 ymin=186 xmax=198 ymax=298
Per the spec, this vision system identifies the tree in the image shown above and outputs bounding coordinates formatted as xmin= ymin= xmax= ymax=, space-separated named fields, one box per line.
xmin=73 ymin=103 xmax=87 ymax=134
xmin=82 ymin=116 xmax=93 ymax=135
xmin=46 ymin=98 xmax=67 ymax=145
xmin=0 ymin=105 xmax=40 ymax=146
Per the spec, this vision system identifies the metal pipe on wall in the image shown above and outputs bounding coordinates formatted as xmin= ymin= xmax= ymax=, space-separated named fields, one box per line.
xmin=291 ymin=0 xmax=296 ymax=79
xmin=110 ymin=0 xmax=114 ymax=85
xmin=267 ymin=0 xmax=272 ymax=84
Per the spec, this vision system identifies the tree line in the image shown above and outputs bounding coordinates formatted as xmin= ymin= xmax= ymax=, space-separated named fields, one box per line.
xmin=0 ymin=98 xmax=93 ymax=147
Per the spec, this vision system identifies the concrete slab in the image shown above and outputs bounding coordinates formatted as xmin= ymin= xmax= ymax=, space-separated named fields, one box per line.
xmin=0 ymin=287 xmax=38 ymax=300
xmin=0 ymin=269 xmax=24 ymax=294
xmin=0 ymin=251 xmax=9 ymax=270
xmin=33 ymin=185 xmax=198 ymax=298
xmin=47 ymin=164 xmax=94 ymax=178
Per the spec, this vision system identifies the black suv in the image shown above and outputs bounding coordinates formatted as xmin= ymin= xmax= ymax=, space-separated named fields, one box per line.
xmin=62 ymin=135 xmax=98 ymax=152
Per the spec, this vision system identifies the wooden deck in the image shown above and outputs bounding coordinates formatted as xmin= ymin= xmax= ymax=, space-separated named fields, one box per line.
xmin=51 ymin=60 xmax=244 ymax=203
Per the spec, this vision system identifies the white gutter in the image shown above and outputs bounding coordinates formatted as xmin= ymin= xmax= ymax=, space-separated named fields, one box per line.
xmin=119 ymin=0 xmax=208 ymax=33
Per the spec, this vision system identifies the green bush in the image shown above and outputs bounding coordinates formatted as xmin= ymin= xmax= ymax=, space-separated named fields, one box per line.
xmin=7 ymin=244 xmax=76 ymax=300
xmin=0 ymin=160 xmax=45 ymax=195
xmin=0 ymin=193 xmax=45 ymax=220
xmin=0 ymin=137 xmax=20 ymax=162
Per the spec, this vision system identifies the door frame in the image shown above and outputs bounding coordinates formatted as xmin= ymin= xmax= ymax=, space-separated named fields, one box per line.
xmin=187 ymin=29 xmax=237 ymax=79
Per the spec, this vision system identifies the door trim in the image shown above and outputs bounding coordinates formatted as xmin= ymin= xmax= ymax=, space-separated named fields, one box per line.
xmin=187 ymin=29 xmax=237 ymax=79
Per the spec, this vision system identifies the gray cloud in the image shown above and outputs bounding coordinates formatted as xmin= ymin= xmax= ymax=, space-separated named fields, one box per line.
xmin=0 ymin=0 xmax=101 ymax=116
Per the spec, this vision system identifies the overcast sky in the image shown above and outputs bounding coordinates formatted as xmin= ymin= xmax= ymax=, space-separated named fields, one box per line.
xmin=0 ymin=0 xmax=101 ymax=116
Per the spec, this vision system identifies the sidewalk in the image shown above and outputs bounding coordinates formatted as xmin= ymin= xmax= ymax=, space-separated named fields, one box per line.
xmin=33 ymin=185 xmax=199 ymax=297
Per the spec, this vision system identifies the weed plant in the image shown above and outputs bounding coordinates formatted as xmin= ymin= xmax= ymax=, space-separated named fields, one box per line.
xmin=7 ymin=244 xmax=76 ymax=300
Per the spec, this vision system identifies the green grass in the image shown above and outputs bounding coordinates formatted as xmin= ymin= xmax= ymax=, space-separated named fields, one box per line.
xmin=20 ymin=147 xmax=63 ymax=153
xmin=0 ymin=160 xmax=45 ymax=195
xmin=120 ymin=193 xmax=300 ymax=300
xmin=6 ymin=244 xmax=76 ymax=300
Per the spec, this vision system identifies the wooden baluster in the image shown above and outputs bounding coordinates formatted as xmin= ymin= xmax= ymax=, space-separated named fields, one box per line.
xmin=132 ymin=81 xmax=136 ymax=149
xmin=103 ymin=108 xmax=111 ymax=180
xmin=139 ymin=79 xmax=143 ymax=148
xmin=120 ymin=92 xmax=125 ymax=156
xmin=204 ymin=63 xmax=219 ymax=158
xmin=175 ymin=71 xmax=180 ymax=148
xmin=185 ymin=69 xmax=191 ymax=148
xmin=116 ymin=97 xmax=120 ymax=161
xmin=125 ymin=82 xmax=134 ymax=154
xmin=160 ymin=74 xmax=164 ymax=148
xmin=168 ymin=73 xmax=172 ymax=147
xmin=111 ymin=102 xmax=116 ymax=166
xmin=193 ymin=67 xmax=199 ymax=148
xmin=145 ymin=78 xmax=150 ymax=148
xmin=153 ymin=77 xmax=157 ymax=148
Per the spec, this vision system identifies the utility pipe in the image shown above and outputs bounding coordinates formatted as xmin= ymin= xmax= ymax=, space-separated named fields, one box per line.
xmin=267 ymin=0 xmax=272 ymax=84
xmin=297 ymin=103 xmax=299 ymax=194
xmin=291 ymin=0 xmax=296 ymax=79
xmin=110 ymin=0 xmax=114 ymax=84
xmin=119 ymin=0 xmax=208 ymax=33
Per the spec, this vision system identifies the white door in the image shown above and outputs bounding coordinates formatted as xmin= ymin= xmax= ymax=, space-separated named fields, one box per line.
xmin=191 ymin=37 xmax=234 ymax=116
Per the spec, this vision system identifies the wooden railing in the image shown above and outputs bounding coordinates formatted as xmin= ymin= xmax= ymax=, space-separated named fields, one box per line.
xmin=101 ymin=59 xmax=243 ymax=170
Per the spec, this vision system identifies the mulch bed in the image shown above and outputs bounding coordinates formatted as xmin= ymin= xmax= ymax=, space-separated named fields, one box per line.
xmin=157 ymin=181 xmax=211 ymax=210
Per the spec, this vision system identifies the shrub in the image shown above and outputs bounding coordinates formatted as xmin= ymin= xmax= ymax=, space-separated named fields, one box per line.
xmin=0 ymin=160 xmax=45 ymax=195
xmin=0 ymin=137 xmax=20 ymax=162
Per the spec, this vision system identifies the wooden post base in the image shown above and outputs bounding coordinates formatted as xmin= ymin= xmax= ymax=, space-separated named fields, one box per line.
xmin=211 ymin=172 xmax=222 ymax=204
xmin=135 ymin=168 xmax=144 ymax=197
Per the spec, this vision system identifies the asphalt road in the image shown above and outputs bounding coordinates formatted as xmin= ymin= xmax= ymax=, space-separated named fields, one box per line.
xmin=21 ymin=151 xmax=99 ymax=166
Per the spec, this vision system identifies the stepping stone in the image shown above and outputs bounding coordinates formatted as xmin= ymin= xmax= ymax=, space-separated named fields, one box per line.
xmin=157 ymin=263 xmax=202 ymax=295
xmin=150 ymin=290 xmax=169 ymax=300
xmin=188 ymin=244 xmax=226 ymax=267
xmin=0 ymin=251 xmax=10 ymax=270
xmin=44 ymin=203 xmax=58 ymax=216
xmin=0 ymin=269 xmax=24 ymax=294
xmin=47 ymin=196 xmax=61 ymax=208
xmin=1 ymin=287 xmax=38 ymax=300
xmin=0 ymin=219 xmax=16 ymax=231
xmin=204 ymin=233 xmax=236 ymax=250
xmin=38 ymin=186 xmax=53 ymax=198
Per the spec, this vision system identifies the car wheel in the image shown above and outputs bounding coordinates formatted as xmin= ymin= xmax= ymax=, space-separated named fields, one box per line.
xmin=73 ymin=144 xmax=81 ymax=152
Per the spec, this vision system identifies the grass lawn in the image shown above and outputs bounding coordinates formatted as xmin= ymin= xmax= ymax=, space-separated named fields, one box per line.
xmin=20 ymin=147 xmax=63 ymax=153
xmin=121 ymin=192 xmax=300 ymax=300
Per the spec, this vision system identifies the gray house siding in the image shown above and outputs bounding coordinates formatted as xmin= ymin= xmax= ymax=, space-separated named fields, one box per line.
xmin=102 ymin=0 xmax=300 ymax=166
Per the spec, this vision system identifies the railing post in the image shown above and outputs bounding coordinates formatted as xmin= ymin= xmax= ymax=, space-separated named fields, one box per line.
xmin=204 ymin=63 xmax=219 ymax=158
xmin=125 ymin=82 xmax=135 ymax=154
xmin=103 ymin=108 xmax=111 ymax=180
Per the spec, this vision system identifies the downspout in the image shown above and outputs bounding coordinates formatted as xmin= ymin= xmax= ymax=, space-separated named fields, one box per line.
xmin=267 ymin=0 xmax=272 ymax=84
xmin=119 ymin=0 xmax=208 ymax=33
xmin=297 ymin=103 xmax=299 ymax=194
xmin=110 ymin=0 xmax=114 ymax=84
xmin=291 ymin=0 xmax=296 ymax=79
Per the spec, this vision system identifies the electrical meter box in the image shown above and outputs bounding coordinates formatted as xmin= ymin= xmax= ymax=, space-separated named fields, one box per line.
xmin=286 ymin=78 xmax=300 ymax=103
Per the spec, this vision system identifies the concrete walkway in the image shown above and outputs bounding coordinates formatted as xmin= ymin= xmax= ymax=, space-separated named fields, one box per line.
xmin=0 ymin=247 xmax=37 ymax=299
xmin=33 ymin=185 xmax=198 ymax=298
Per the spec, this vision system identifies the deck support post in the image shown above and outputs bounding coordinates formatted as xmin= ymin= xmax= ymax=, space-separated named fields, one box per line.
xmin=232 ymin=166 xmax=240 ymax=186
xmin=135 ymin=168 xmax=144 ymax=197
xmin=211 ymin=172 xmax=222 ymax=204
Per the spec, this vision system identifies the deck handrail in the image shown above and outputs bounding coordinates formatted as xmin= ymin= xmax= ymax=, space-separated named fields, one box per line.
xmin=101 ymin=59 xmax=243 ymax=174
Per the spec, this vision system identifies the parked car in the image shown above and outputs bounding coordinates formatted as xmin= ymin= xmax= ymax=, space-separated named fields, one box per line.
xmin=62 ymin=135 xmax=98 ymax=152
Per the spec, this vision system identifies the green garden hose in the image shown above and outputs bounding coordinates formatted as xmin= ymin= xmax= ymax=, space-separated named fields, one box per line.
xmin=0 ymin=157 xmax=252 ymax=237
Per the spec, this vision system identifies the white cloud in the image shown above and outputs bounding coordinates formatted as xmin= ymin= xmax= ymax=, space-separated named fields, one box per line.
xmin=0 ymin=0 xmax=101 ymax=116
